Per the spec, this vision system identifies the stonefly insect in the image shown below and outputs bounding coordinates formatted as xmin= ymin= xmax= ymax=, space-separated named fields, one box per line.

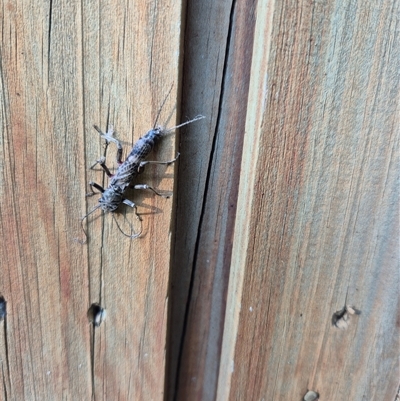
xmin=80 ymin=109 xmax=204 ymax=242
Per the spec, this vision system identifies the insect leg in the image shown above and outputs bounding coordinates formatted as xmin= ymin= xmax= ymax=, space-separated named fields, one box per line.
xmin=138 ymin=153 xmax=180 ymax=172
xmin=90 ymin=156 xmax=113 ymax=177
xmin=121 ymin=199 xmax=143 ymax=221
xmin=86 ymin=181 xmax=105 ymax=197
xmin=93 ymin=125 xmax=123 ymax=164
xmin=133 ymin=184 xmax=170 ymax=198
xmin=122 ymin=198 xmax=136 ymax=207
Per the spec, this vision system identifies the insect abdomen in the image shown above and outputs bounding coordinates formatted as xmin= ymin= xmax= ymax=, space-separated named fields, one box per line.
xmin=128 ymin=128 xmax=162 ymax=160
xmin=109 ymin=128 xmax=163 ymax=188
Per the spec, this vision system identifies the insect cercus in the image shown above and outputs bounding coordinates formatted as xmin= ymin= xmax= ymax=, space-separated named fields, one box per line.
xmin=80 ymin=107 xmax=204 ymax=242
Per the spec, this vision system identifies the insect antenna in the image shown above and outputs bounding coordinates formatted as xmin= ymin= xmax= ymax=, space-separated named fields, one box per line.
xmin=112 ymin=211 xmax=143 ymax=239
xmin=78 ymin=205 xmax=102 ymax=244
xmin=153 ymin=84 xmax=174 ymax=129
xmin=164 ymin=115 xmax=205 ymax=134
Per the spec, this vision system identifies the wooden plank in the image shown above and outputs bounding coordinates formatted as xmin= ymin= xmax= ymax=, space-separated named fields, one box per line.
xmin=166 ymin=0 xmax=234 ymax=399
xmin=0 ymin=0 xmax=183 ymax=399
xmin=83 ymin=1 xmax=183 ymax=399
xmin=218 ymin=0 xmax=399 ymax=400
xmin=167 ymin=0 xmax=260 ymax=399
xmin=0 ymin=1 xmax=90 ymax=399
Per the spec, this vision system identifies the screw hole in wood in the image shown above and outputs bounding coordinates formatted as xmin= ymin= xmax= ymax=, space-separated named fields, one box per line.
xmin=87 ymin=303 xmax=106 ymax=327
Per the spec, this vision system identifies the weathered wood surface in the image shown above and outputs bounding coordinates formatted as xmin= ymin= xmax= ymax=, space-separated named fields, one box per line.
xmin=167 ymin=0 xmax=259 ymax=399
xmin=217 ymin=0 xmax=400 ymax=400
xmin=1 ymin=0 xmax=399 ymax=400
xmin=168 ymin=0 xmax=400 ymax=400
xmin=0 ymin=0 xmax=185 ymax=399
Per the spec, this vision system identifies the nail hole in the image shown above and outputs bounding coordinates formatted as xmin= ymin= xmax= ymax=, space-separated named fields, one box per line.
xmin=303 ymin=390 xmax=319 ymax=401
xmin=332 ymin=305 xmax=361 ymax=329
xmin=0 ymin=296 xmax=6 ymax=321
xmin=87 ymin=303 xmax=106 ymax=327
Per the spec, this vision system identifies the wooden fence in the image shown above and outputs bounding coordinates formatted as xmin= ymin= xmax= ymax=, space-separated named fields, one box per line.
xmin=0 ymin=0 xmax=398 ymax=400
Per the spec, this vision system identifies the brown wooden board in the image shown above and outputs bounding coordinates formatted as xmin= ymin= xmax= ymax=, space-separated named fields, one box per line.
xmin=1 ymin=0 xmax=398 ymax=399
xmin=168 ymin=0 xmax=259 ymax=399
xmin=0 ymin=0 xmax=185 ymax=399
xmin=218 ymin=0 xmax=399 ymax=400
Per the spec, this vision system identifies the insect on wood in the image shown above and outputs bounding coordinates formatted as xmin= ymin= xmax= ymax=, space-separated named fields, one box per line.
xmin=80 ymin=98 xmax=204 ymax=242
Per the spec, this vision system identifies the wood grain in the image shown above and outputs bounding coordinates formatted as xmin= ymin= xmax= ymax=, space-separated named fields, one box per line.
xmin=166 ymin=0 xmax=234 ymax=399
xmin=0 ymin=0 xmax=183 ymax=399
xmin=218 ymin=0 xmax=400 ymax=400
xmin=1 ymin=0 xmax=398 ymax=399
xmin=168 ymin=0 xmax=259 ymax=399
